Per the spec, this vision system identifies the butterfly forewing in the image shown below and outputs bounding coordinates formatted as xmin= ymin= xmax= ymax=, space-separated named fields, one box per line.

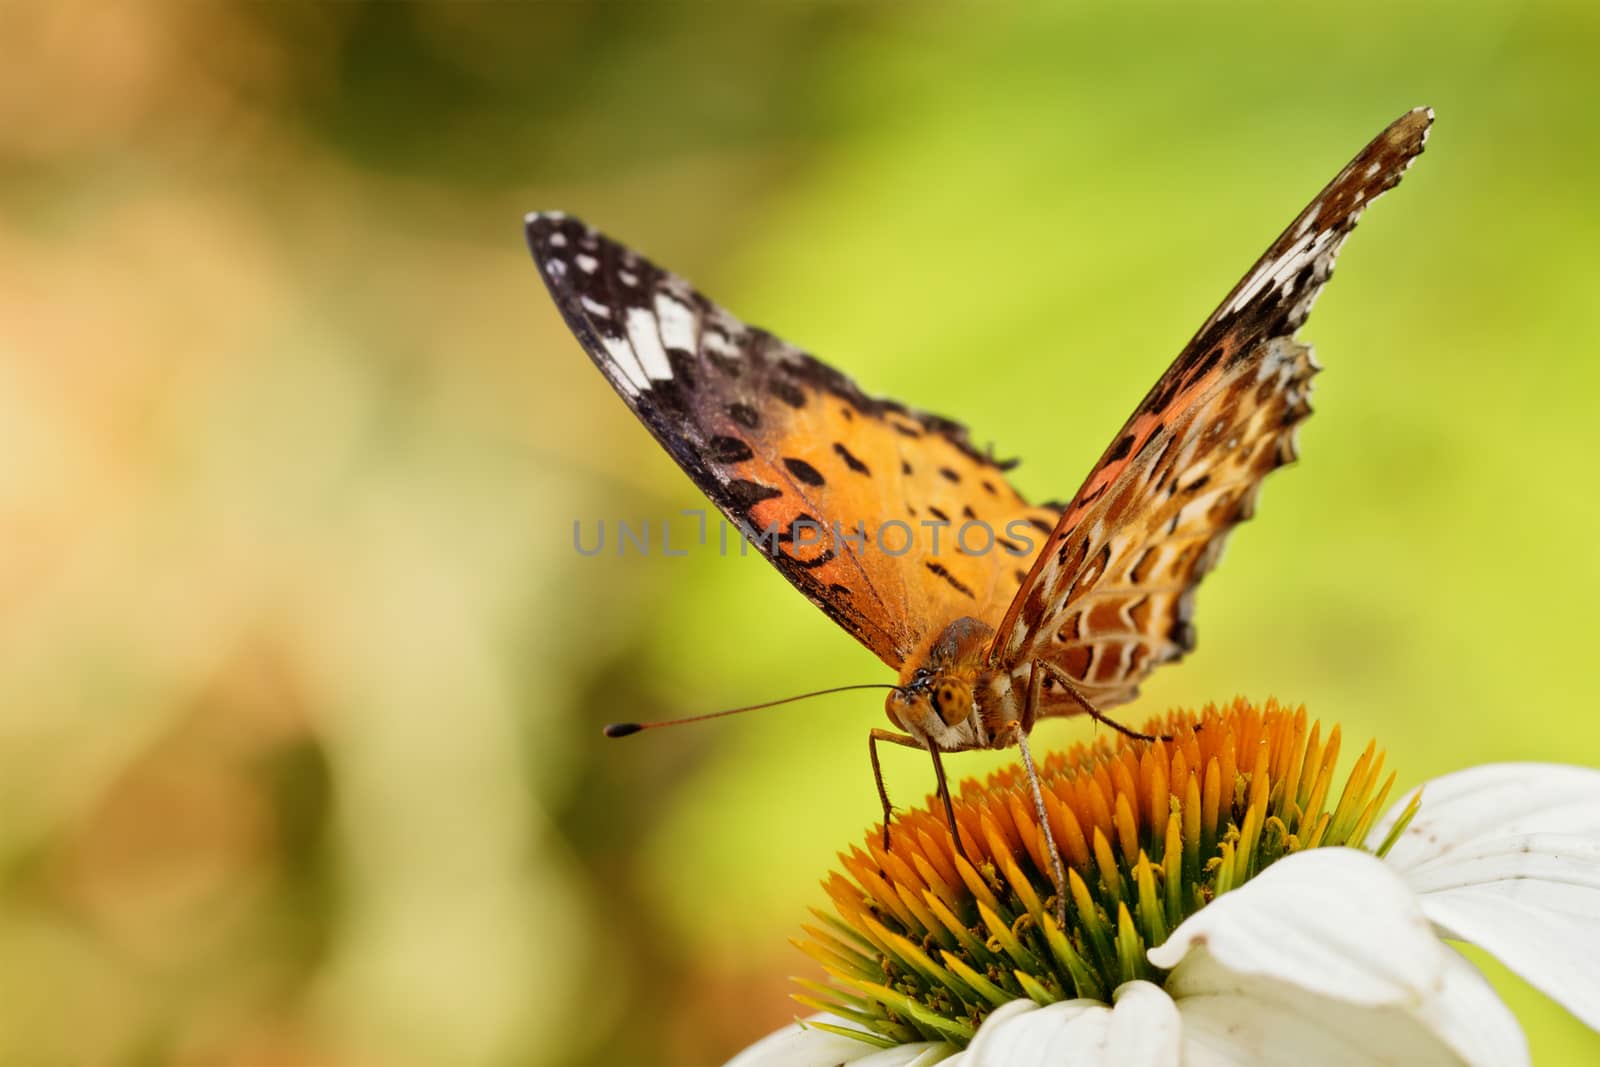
xmin=529 ymin=213 xmax=1062 ymax=670
xmin=992 ymin=108 xmax=1433 ymax=711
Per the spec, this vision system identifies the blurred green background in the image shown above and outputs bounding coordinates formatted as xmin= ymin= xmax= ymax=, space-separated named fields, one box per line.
xmin=5 ymin=1 xmax=1599 ymax=1064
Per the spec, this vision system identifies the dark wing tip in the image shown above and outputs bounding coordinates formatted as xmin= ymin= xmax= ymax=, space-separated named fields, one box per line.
xmin=524 ymin=208 xmax=570 ymax=232
xmin=524 ymin=210 xmax=553 ymax=245
xmin=1187 ymin=107 xmax=1435 ymax=351
xmin=1379 ymin=106 xmax=1434 ymax=167
xmin=524 ymin=210 xmax=585 ymax=260
xmin=1340 ymin=106 xmax=1433 ymax=198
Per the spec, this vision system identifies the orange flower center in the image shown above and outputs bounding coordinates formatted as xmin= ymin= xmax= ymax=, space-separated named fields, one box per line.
xmin=794 ymin=698 xmax=1416 ymax=1049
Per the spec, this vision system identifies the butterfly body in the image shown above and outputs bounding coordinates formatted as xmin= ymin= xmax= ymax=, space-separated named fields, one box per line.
xmin=529 ymin=108 xmax=1433 ymax=901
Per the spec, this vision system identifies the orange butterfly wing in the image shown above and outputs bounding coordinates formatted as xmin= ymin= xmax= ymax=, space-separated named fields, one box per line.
xmin=992 ymin=107 xmax=1433 ymax=711
xmin=528 ymin=213 xmax=1061 ymax=669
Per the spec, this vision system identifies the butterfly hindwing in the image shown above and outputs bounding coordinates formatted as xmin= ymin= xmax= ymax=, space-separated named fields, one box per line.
xmin=528 ymin=213 xmax=1061 ymax=669
xmin=992 ymin=108 xmax=1433 ymax=711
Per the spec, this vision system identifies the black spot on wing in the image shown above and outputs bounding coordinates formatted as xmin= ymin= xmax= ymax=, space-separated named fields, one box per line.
xmin=833 ymin=442 xmax=871 ymax=475
xmin=779 ymin=548 xmax=835 ymax=571
xmin=706 ymin=350 xmax=742 ymax=378
xmin=726 ymin=479 xmax=782 ymax=511
xmin=666 ymin=348 xmax=698 ymax=390
xmin=770 ymin=379 xmax=807 ymax=408
xmin=707 ymin=436 xmax=754 ymax=464
xmin=1170 ymin=619 xmax=1197 ymax=653
xmin=1191 ymin=344 xmax=1226 ymax=381
xmin=925 ymin=561 xmax=976 ymax=599
xmin=783 ymin=457 xmax=826 ymax=486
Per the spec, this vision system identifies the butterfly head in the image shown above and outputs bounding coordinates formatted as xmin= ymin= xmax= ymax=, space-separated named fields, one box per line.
xmin=887 ymin=617 xmax=996 ymax=751
xmin=889 ymin=668 xmax=975 ymax=725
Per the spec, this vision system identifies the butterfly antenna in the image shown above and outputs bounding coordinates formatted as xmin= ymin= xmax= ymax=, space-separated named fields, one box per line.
xmin=603 ymin=684 xmax=902 ymax=738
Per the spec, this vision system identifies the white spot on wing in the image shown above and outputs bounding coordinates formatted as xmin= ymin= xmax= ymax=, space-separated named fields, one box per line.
xmin=1223 ymin=224 xmax=1344 ymax=318
xmin=704 ymin=330 xmax=739 ymax=358
xmin=627 ymin=306 xmax=673 ymax=380
xmin=549 ymin=231 xmax=568 ymax=248
xmin=602 ymin=335 xmax=650 ymax=393
xmin=1293 ymin=199 xmax=1324 ymax=238
xmin=580 ymin=296 xmax=611 ymax=319
xmin=575 ymin=253 xmax=598 ymax=273
xmin=655 ymin=292 xmax=696 ymax=353
xmin=1225 ymin=265 xmax=1275 ymax=314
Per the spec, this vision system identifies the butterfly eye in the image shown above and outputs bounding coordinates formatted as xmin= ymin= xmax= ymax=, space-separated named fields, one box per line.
xmin=933 ymin=683 xmax=968 ymax=726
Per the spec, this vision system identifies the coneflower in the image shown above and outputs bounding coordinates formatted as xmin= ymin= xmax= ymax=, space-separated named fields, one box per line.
xmin=729 ymin=699 xmax=1600 ymax=1067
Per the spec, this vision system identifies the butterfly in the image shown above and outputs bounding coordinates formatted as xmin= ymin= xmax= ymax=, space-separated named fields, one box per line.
xmin=528 ymin=107 xmax=1432 ymax=915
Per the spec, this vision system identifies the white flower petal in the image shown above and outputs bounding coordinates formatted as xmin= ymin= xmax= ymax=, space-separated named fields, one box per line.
xmin=723 ymin=1014 xmax=952 ymax=1067
xmin=1105 ymin=981 xmax=1182 ymax=1065
xmin=1168 ymin=943 xmax=1527 ymax=1067
xmin=1413 ymin=942 xmax=1535 ymax=1067
xmin=1368 ymin=763 xmax=1600 ymax=1031
xmin=1371 ymin=763 xmax=1600 ymax=870
xmin=960 ymin=999 xmax=1104 ymax=1067
xmin=1148 ymin=848 xmax=1527 ymax=1066
xmin=1408 ymin=833 xmax=1600 ymax=1032
xmin=858 ymin=1046 xmax=956 ymax=1067
xmin=1397 ymin=832 xmax=1600 ymax=901
xmin=1148 ymin=848 xmax=1439 ymax=1005
xmin=959 ymin=986 xmax=1179 ymax=1067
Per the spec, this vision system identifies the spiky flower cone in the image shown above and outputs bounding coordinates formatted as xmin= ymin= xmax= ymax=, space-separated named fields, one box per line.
xmin=793 ymin=699 xmax=1414 ymax=1048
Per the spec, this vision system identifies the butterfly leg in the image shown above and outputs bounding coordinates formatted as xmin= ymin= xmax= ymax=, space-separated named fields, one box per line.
xmin=926 ymin=744 xmax=969 ymax=863
xmin=1034 ymin=659 xmax=1162 ymax=742
xmin=869 ymin=728 xmax=967 ymax=861
xmin=1016 ymin=661 xmax=1068 ymax=927
xmin=869 ymin=728 xmax=919 ymax=852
